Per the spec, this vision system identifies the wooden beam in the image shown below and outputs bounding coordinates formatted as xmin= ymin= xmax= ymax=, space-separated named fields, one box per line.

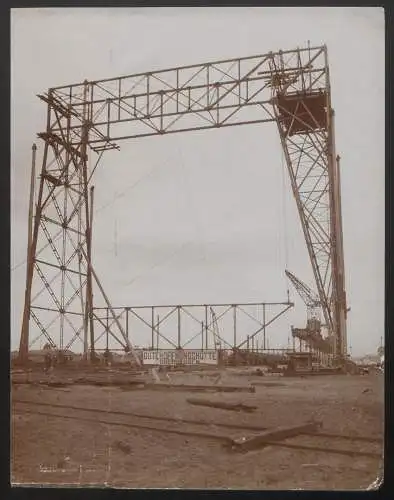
xmin=187 ymin=398 xmax=257 ymax=413
xmin=143 ymin=383 xmax=256 ymax=393
xmin=229 ymin=421 xmax=322 ymax=452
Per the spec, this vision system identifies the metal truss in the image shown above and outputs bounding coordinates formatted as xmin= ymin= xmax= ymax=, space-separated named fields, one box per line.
xmin=270 ymin=49 xmax=346 ymax=359
xmin=91 ymin=301 xmax=293 ymax=352
xmin=18 ymin=43 xmax=347 ymax=364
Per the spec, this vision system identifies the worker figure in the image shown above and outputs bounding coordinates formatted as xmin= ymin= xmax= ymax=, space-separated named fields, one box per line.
xmin=43 ymin=343 xmax=54 ymax=373
xmin=44 ymin=351 xmax=52 ymax=373
xmin=378 ymin=354 xmax=384 ymax=373
xmin=103 ymin=348 xmax=112 ymax=366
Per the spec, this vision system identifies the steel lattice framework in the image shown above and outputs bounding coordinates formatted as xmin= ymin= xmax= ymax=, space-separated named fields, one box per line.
xmin=18 ymin=44 xmax=347 ymax=365
xmin=92 ymin=302 xmax=294 ymax=352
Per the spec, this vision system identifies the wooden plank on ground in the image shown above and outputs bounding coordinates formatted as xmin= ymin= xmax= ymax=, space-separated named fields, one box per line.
xmin=251 ymin=382 xmax=285 ymax=387
xmin=229 ymin=421 xmax=322 ymax=452
xmin=13 ymin=379 xmax=255 ymax=393
xmin=187 ymin=398 xmax=257 ymax=413
xmin=144 ymin=383 xmax=255 ymax=393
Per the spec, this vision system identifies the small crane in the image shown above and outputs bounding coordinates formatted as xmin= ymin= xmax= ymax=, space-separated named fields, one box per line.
xmin=285 ymin=269 xmax=332 ymax=356
xmin=285 ymin=270 xmax=321 ymax=326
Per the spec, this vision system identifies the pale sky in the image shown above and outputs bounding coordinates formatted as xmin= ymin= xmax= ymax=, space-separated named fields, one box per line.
xmin=11 ymin=7 xmax=385 ymax=356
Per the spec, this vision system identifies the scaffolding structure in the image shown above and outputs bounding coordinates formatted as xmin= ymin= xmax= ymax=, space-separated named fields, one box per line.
xmin=92 ymin=302 xmax=293 ymax=352
xmin=18 ymin=44 xmax=348 ymax=366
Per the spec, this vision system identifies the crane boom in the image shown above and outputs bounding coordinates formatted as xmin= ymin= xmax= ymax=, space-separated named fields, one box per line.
xmin=210 ymin=307 xmax=221 ymax=349
xmin=285 ymin=270 xmax=320 ymax=308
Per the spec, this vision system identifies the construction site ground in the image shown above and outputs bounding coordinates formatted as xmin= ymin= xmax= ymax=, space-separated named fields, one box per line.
xmin=11 ymin=366 xmax=384 ymax=490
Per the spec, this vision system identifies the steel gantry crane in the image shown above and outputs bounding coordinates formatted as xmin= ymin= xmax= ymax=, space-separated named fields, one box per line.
xmin=18 ymin=44 xmax=348 ymax=367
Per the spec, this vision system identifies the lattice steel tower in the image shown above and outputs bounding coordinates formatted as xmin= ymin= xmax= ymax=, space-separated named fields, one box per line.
xmin=18 ymin=44 xmax=348 ymax=365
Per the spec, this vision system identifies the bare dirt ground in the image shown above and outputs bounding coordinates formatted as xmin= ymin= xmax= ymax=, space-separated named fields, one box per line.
xmin=11 ymin=368 xmax=384 ymax=490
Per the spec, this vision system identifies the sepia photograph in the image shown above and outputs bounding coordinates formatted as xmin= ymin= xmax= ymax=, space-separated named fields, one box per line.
xmin=10 ymin=6 xmax=385 ymax=490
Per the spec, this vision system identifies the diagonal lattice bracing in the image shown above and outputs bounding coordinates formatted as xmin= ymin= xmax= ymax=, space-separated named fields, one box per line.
xmin=19 ymin=44 xmax=347 ymax=365
xmin=91 ymin=302 xmax=294 ymax=353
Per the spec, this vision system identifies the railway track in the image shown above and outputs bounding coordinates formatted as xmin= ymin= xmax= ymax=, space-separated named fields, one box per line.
xmin=13 ymin=398 xmax=383 ymax=459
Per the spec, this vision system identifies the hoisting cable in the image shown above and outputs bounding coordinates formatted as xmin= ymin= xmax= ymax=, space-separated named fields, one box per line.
xmin=124 ymin=240 xmax=191 ymax=288
xmin=94 ymin=162 xmax=160 ymax=216
xmin=177 ymin=145 xmax=209 ymax=268
xmin=114 ymin=218 xmax=118 ymax=258
xmin=124 ymin=147 xmax=207 ymax=289
xmin=11 ymin=163 xmax=162 ymax=273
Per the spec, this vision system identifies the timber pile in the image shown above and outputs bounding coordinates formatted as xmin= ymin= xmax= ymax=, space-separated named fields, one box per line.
xmin=186 ymin=398 xmax=257 ymax=413
xmin=12 ymin=377 xmax=255 ymax=393
xmin=251 ymin=381 xmax=286 ymax=387
xmin=283 ymin=368 xmax=342 ymax=377
xmin=140 ymin=383 xmax=255 ymax=393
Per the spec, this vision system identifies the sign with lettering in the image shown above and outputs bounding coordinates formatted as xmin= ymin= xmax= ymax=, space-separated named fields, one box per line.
xmin=142 ymin=349 xmax=218 ymax=366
